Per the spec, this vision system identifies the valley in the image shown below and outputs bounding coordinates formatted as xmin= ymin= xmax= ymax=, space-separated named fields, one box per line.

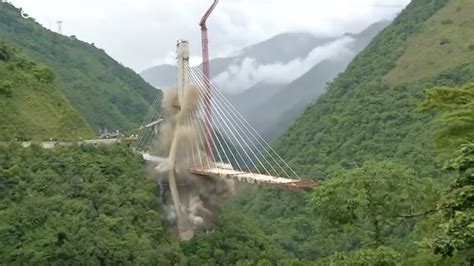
xmin=1 ymin=0 xmax=473 ymax=265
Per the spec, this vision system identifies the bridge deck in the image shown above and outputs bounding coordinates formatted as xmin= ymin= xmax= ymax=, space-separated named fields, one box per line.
xmin=191 ymin=167 xmax=318 ymax=190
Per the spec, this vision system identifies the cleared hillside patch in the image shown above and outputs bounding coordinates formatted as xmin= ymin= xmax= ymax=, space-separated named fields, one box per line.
xmin=385 ymin=0 xmax=474 ymax=84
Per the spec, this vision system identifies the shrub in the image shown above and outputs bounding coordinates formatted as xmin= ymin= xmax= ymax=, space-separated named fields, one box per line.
xmin=440 ymin=37 xmax=451 ymax=45
xmin=441 ymin=19 xmax=453 ymax=25
xmin=0 ymin=80 xmax=13 ymax=97
xmin=0 ymin=46 xmax=9 ymax=61
xmin=468 ymin=44 xmax=474 ymax=52
xmin=32 ymin=65 xmax=55 ymax=83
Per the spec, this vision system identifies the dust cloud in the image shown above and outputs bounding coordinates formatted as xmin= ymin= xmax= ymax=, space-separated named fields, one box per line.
xmin=149 ymin=85 xmax=235 ymax=234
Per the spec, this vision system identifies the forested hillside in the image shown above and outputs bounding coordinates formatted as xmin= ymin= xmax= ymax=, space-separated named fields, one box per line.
xmin=2 ymin=0 xmax=473 ymax=264
xmin=0 ymin=3 xmax=159 ymax=132
xmin=274 ymin=0 xmax=459 ymax=177
xmin=0 ymin=144 xmax=290 ymax=264
xmin=0 ymin=144 xmax=174 ymax=264
xmin=245 ymin=21 xmax=390 ymax=142
xmin=0 ymin=41 xmax=94 ymax=141
xmin=228 ymin=0 xmax=474 ymax=264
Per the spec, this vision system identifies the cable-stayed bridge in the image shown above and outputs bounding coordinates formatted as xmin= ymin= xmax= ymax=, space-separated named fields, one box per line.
xmin=131 ymin=40 xmax=318 ymax=240
xmin=132 ymin=41 xmax=317 ymax=189
xmin=130 ymin=0 xmax=317 ymax=240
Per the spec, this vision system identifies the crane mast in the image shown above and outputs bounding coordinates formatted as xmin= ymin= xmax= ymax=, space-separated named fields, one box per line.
xmin=200 ymin=0 xmax=219 ymax=160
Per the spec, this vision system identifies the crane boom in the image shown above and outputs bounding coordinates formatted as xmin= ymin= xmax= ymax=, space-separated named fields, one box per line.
xmin=200 ymin=0 xmax=219 ymax=160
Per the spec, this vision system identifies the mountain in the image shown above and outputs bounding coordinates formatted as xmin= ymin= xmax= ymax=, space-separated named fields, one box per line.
xmin=274 ymin=0 xmax=474 ymax=177
xmin=228 ymin=0 xmax=474 ymax=262
xmin=141 ymin=32 xmax=335 ymax=90
xmin=0 ymin=3 xmax=159 ymax=132
xmin=3 ymin=0 xmax=474 ymax=264
xmin=228 ymin=82 xmax=286 ymax=116
xmin=252 ymin=59 xmax=344 ymax=141
xmin=142 ymin=23 xmax=389 ymax=140
xmin=0 ymin=41 xmax=94 ymax=141
xmin=228 ymin=21 xmax=391 ymax=141
xmin=237 ymin=32 xmax=334 ymax=65
xmin=140 ymin=64 xmax=175 ymax=91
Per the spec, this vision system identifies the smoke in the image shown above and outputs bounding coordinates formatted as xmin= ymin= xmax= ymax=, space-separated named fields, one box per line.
xmin=150 ymin=86 xmax=235 ymax=235
xmin=213 ymin=36 xmax=355 ymax=94
xmin=177 ymin=85 xmax=200 ymax=121
xmin=161 ymin=87 xmax=180 ymax=116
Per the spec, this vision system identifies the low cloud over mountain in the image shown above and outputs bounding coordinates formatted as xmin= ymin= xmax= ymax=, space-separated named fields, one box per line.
xmin=214 ymin=36 xmax=355 ymax=94
xmin=142 ymin=20 xmax=390 ymax=141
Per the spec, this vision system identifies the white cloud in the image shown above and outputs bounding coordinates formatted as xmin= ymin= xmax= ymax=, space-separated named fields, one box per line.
xmin=8 ymin=0 xmax=410 ymax=71
xmin=213 ymin=36 xmax=355 ymax=94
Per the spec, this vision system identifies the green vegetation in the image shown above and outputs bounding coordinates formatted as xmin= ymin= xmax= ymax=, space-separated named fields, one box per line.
xmin=0 ymin=3 xmax=159 ymax=132
xmin=420 ymin=83 xmax=474 ymax=157
xmin=181 ymin=212 xmax=288 ymax=265
xmin=273 ymin=0 xmax=451 ymax=178
xmin=385 ymin=0 xmax=474 ymax=84
xmin=421 ymin=82 xmax=474 ymax=264
xmin=433 ymin=143 xmax=474 ymax=264
xmin=0 ymin=144 xmax=179 ymax=264
xmin=311 ymin=161 xmax=438 ymax=248
xmin=0 ymin=144 xmax=290 ymax=264
xmin=313 ymin=246 xmax=402 ymax=266
xmin=227 ymin=0 xmax=474 ymax=264
xmin=1 ymin=0 xmax=474 ymax=264
xmin=0 ymin=42 xmax=94 ymax=140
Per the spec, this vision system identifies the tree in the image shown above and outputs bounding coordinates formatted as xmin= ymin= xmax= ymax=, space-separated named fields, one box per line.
xmin=313 ymin=246 xmax=402 ymax=266
xmin=181 ymin=211 xmax=288 ymax=265
xmin=420 ymin=83 xmax=474 ymax=263
xmin=433 ymin=144 xmax=474 ymax=264
xmin=420 ymin=83 xmax=474 ymax=156
xmin=0 ymin=145 xmax=180 ymax=264
xmin=310 ymin=160 xmax=438 ymax=248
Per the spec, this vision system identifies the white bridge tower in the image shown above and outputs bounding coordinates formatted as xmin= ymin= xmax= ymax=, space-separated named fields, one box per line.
xmin=167 ymin=40 xmax=194 ymax=240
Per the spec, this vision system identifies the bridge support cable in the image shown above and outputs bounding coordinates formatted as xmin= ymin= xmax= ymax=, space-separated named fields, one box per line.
xmin=132 ymin=92 xmax=162 ymax=152
xmin=188 ymin=87 xmax=242 ymax=171
xmin=190 ymin=90 xmax=246 ymax=172
xmin=184 ymin=100 xmax=212 ymax=168
xmin=191 ymin=69 xmax=269 ymax=176
xmin=194 ymin=65 xmax=298 ymax=177
xmin=190 ymin=112 xmax=204 ymax=168
xmin=189 ymin=68 xmax=285 ymax=176
xmin=132 ymin=97 xmax=158 ymax=150
xmin=188 ymin=105 xmax=216 ymax=168
xmin=186 ymin=68 xmax=258 ymax=173
xmin=186 ymin=94 xmax=233 ymax=169
xmin=185 ymin=68 xmax=247 ymax=172
xmin=139 ymin=92 xmax=162 ymax=151
xmin=189 ymin=68 xmax=281 ymax=176
xmin=187 ymin=68 xmax=273 ymax=175
xmin=189 ymin=68 xmax=294 ymax=178
xmin=203 ymin=86 xmax=295 ymax=177
xmin=192 ymin=67 xmax=299 ymax=178
xmin=181 ymin=85 xmax=212 ymax=168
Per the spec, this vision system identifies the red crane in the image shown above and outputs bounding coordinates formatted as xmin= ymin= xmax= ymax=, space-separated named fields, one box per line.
xmin=200 ymin=0 xmax=219 ymax=160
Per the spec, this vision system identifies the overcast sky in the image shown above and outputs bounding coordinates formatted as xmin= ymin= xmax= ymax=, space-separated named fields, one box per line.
xmin=8 ymin=0 xmax=410 ymax=72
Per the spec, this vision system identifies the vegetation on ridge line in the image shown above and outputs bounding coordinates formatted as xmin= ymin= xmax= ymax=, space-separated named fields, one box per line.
xmin=0 ymin=3 xmax=160 ymax=132
xmin=0 ymin=41 xmax=94 ymax=141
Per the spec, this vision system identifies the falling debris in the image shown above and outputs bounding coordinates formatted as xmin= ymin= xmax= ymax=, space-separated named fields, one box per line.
xmin=148 ymin=86 xmax=235 ymax=237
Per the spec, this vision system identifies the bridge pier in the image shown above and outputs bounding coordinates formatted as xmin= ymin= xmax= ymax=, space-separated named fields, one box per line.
xmin=166 ymin=40 xmax=195 ymax=241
